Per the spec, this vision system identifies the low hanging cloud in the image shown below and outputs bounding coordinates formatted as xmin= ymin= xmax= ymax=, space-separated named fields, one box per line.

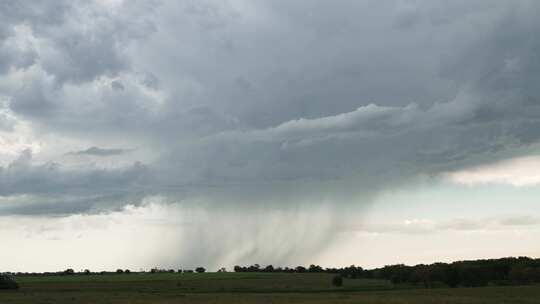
xmin=66 ymin=146 xmax=132 ymax=157
xmin=0 ymin=149 xmax=148 ymax=214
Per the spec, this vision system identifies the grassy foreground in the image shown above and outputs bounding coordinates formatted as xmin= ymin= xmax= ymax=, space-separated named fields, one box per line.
xmin=1 ymin=272 xmax=539 ymax=303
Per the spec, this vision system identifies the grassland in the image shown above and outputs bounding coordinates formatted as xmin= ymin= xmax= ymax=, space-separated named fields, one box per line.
xmin=1 ymin=272 xmax=539 ymax=303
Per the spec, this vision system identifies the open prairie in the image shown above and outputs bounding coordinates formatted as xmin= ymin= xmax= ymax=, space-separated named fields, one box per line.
xmin=1 ymin=273 xmax=539 ymax=304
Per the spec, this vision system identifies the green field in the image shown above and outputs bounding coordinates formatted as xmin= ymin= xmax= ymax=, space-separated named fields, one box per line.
xmin=1 ymin=272 xmax=539 ymax=303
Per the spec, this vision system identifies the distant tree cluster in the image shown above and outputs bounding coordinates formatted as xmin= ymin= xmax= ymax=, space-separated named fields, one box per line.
xmin=367 ymin=257 xmax=540 ymax=287
xmin=150 ymin=268 xmax=175 ymax=274
xmin=233 ymin=257 xmax=540 ymax=288
xmin=233 ymin=264 xmax=350 ymax=274
xmin=150 ymin=267 xmax=205 ymax=273
xmin=7 ymin=268 xmax=134 ymax=277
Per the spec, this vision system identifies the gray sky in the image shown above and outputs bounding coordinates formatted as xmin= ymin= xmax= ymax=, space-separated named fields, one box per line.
xmin=1 ymin=0 xmax=540 ymax=272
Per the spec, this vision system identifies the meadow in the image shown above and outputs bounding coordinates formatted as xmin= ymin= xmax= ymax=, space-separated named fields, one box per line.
xmin=1 ymin=272 xmax=539 ymax=303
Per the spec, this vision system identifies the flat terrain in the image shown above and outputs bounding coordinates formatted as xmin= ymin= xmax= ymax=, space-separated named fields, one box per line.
xmin=1 ymin=272 xmax=539 ymax=303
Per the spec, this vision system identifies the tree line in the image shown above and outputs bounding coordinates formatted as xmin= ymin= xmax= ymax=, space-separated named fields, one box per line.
xmin=233 ymin=257 xmax=540 ymax=287
xmin=4 ymin=256 xmax=540 ymax=289
xmin=5 ymin=267 xmax=208 ymax=277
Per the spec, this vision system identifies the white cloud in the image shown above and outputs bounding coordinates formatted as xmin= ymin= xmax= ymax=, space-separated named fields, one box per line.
xmin=446 ymin=156 xmax=540 ymax=187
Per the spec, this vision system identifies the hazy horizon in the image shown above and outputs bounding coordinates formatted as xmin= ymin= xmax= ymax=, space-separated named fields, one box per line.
xmin=1 ymin=0 xmax=540 ymax=273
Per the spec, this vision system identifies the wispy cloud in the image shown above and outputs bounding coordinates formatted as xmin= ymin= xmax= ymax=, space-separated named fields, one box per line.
xmin=66 ymin=146 xmax=132 ymax=157
xmin=348 ymin=216 xmax=540 ymax=235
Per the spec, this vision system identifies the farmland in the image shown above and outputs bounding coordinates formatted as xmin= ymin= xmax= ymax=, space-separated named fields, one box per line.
xmin=1 ymin=272 xmax=539 ymax=303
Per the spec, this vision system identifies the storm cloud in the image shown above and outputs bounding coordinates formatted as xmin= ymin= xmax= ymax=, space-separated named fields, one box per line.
xmin=1 ymin=0 xmax=540 ymax=270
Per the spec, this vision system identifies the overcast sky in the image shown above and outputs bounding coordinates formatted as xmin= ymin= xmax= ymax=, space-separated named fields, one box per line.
xmin=1 ymin=0 xmax=540 ymax=272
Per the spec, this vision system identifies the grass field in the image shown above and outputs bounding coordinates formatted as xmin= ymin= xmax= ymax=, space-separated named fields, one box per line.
xmin=1 ymin=272 xmax=539 ymax=303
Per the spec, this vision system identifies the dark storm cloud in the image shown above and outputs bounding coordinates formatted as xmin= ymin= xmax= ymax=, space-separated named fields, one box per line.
xmin=1 ymin=0 xmax=540 ymax=215
xmin=1 ymin=0 xmax=155 ymax=83
xmin=0 ymin=149 xmax=147 ymax=199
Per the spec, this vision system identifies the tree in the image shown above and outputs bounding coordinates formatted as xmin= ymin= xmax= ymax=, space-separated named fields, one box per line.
xmin=247 ymin=264 xmax=260 ymax=272
xmin=116 ymin=269 xmax=124 ymax=274
xmin=83 ymin=269 xmax=91 ymax=275
xmin=460 ymin=267 xmax=488 ymax=287
xmin=308 ymin=264 xmax=323 ymax=273
xmin=295 ymin=266 xmax=307 ymax=273
xmin=331 ymin=275 xmax=343 ymax=287
xmin=195 ymin=267 xmax=206 ymax=273
xmin=444 ymin=265 xmax=460 ymax=288
xmin=411 ymin=266 xmax=433 ymax=288
xmin=63 ymin=269 xmax=75 ymax=275
xmin=264 ymin=265 xmax=274 ymax=272
xmin=509 ymin=265 xmax=534 ymax=284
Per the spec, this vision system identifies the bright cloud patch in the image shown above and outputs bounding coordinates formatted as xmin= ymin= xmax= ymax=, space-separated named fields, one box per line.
xmin=446 ymin=156 xmax=540 ymax=187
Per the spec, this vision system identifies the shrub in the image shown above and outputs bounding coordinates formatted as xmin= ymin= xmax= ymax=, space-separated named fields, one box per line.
xmin=0 ymin=275 xmax=19 ymax=290
xmin=332 ymin=275 xmax=343 ymax=287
